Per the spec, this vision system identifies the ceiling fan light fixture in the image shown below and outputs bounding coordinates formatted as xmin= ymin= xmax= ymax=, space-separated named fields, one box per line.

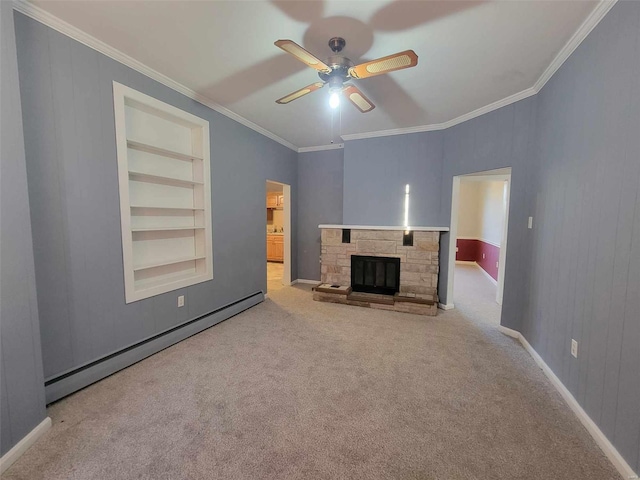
xmin=329 ymin=91 xmax=340 ymax=109
xmin=274 ymin=38 xmax=416 ymax=112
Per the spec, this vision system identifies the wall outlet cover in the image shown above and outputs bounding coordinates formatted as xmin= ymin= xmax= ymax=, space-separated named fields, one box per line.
xmin=528 ymin=216 xmax=533 ymax=229
xmin=571 ymin=339 xmax=578 ymax=358
xmin=482 ymin=253 xmax=486 ymax=259
xmin=178 ymin=295 xmax=185 ymax=307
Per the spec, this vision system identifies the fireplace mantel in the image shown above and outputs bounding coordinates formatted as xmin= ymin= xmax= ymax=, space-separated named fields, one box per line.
xmin=318 ymin=224 xmax=449 ymax=232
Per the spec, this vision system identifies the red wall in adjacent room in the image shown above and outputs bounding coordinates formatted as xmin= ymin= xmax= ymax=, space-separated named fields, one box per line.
xmin=456 ymin=239 xmax=478 ymax=262
xmin=456 ymin=239 xmax=500 ymax=281
xmin=476 ymin=241 xmax=500 ymax=280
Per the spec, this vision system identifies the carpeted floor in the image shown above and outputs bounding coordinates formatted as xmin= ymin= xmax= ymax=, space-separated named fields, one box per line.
xmin=3 ymin=285 xmax=620 ymax=480
xmin=453 ymin=264 xmax=502 ymax=326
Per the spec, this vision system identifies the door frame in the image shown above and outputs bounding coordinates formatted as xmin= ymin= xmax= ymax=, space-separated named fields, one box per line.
xmin=446 ymin=168 xmax=512 ymax=310
xmin=266 ymin=180 xmax=292 ymax=286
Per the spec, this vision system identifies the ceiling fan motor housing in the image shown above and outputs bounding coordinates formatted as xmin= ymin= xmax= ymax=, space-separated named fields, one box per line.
xmin=318 ymin=55 xmax=353 ymax=84
xmin=328 ymin=37 xmax=346 ymax=53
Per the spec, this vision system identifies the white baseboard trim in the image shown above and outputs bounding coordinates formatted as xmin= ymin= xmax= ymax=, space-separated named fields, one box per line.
xmin=438 ymin=303 xmax=455 ymax=310
xmin=477 ymin=265 xmax=498 ymax=286
xmin=497 ymin=325 xmax=520 ymax=339
xmin=295 ymin=279 xmax=321 ymax=285
xmin=456 ymin=260 xmax=499 ymax=286
xmin=498 ymin=328 xmax=638 ymax=480
xmin=0 ymin=417 xmax=51 ymax=474
xmin=288 ymin=280 xmax=298 ymax=286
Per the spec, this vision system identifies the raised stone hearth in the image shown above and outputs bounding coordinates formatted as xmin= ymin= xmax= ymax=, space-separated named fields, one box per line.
xmin=314 ymin=226 xmax=444 ymax=316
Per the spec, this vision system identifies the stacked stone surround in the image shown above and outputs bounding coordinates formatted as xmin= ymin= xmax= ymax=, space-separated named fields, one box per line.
xmin=316 ymin=228 xmax=441 ymax=315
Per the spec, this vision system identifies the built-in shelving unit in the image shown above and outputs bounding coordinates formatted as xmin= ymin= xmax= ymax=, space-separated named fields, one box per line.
xmin=113 ymin=82 xmax=213 ymax=303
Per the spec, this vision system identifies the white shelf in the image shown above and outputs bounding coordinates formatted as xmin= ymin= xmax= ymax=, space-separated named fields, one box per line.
xmin=134 ymin=271 xmax=210 ymax=292
xmin=127 ymin=139 xmax=203 ymax=162
xmin=133 ymin=255 xmax=206 ymax=272
xmin=131 ymin=226 xmax=205 ymax=232
xmin=130 ymin=205 xmax=204 ymax=211
xmin=128 ymin=171 xmax=203 ymax=188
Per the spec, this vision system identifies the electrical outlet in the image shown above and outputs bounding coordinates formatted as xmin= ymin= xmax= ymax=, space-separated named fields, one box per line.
xmin=456 ymin=247 xmax=459 ymax=252
xmin=528 ymin=216 xmax=533 ymax=229
xmin=177 ymin=295 xmax=185 ymax=308
xmin=496 ymin=261 xmax=499 ymax=268
xmin=571 ymin=339 xmax=578 ymax=358
xmin=482 ymin=253 xmax=486 ymax=259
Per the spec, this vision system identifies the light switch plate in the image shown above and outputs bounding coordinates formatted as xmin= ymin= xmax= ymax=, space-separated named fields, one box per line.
xmin=528 ymin=216 xmax=533 ymax=229
xmin=571 ymin=339 xmax=578 ymax=358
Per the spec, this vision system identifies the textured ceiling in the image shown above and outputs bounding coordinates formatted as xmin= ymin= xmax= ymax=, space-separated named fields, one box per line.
xmin=31 ymin=0 xmax=598 ymax=148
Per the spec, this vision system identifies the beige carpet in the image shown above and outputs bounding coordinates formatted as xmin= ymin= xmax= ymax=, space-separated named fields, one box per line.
xmin=453 ymin=263 xmax=502 ymax=326
xmin=3 ymin=285 xmax=619 ymax=480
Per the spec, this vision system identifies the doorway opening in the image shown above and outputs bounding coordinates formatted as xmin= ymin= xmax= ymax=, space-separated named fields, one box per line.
xmin=446 ymin=168 xmax=511 ymax=325
xmin=266 ymin=180 xmax=291 ymax=294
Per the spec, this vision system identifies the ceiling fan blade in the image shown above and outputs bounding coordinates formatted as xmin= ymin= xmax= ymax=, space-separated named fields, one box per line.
xmin=348 ymin=50 xmax=418 ymax=79
xmin=276 ymin=82 xmax=325 ymax=104
xmin=274 ymin=40 xmax=332 ymax=74
xmin=342 ymin=85 xmax=375 ymax=113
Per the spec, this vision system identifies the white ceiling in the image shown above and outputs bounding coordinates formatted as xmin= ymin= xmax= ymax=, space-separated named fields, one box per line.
xmin=29 ymin=0 xmax=599 ymax=149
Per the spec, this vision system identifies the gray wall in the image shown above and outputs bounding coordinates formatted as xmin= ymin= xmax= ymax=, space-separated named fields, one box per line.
xmin=0 ymin=2 xmax=47 ymax=456
xmin=522 ymin=1 xmax=640 ymax=472
xmin=15 ymin=13 xmax=298 ymax=385
xmin=342 ymin=132 xmax=444 ymax=227
xmin=297 ymin=149 xmax=344 ymax=280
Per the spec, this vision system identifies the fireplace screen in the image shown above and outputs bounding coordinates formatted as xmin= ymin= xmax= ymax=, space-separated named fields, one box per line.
xmin=351 ymin=255 xmax=400 ymax=296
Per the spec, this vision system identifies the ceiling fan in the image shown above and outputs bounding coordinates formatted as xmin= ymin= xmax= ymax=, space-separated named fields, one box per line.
xmin=274 ymin=37 xmax=418 ymax=113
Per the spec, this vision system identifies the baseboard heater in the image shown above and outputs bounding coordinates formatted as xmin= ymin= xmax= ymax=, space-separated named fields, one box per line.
xmin=44 ymin=291 xmax=264 ymax=404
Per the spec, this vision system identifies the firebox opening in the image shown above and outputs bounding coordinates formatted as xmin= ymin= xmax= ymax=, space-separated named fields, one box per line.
xmin=351 ymin=255 xmax=400 ymax=296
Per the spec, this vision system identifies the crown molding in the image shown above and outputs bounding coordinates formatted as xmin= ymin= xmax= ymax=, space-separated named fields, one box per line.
xmin=298 ymin=143 xmax=344 ymax=153
xmin=341 ymin=87 xmax=537 ymax=142
xmin=13 ymin=0 xmax=616 ymax=152
xmin=340 ymin=121 xmax=445 ymax=142
xmin=12 ymin=0 xmax=299 ymax=152
xmin=533 ymin=0 xmax=617 ymax=92
xmin=439 ymin=87 xmax=537 ymax=130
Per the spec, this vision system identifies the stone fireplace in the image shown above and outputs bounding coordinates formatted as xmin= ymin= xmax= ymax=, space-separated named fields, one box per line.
xmin=313 ymin=225 xmax=448 ymax=316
